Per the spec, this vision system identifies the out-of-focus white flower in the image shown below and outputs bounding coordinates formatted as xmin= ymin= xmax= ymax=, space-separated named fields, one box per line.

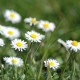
xmin=3 ymin=27 xmax=20 ymax=40
xmin=25 ymin=30 xmax=45 ymax=42
xmin=0 ymin=38 xmax=5 ymax=47
xmin=21 ymin=74 xmax=25 ymax=80
xmin=57 ymin=39 xmax=67 ymax=48
xmin=24 ymin=17 xmax=38 ymax=26
xmin=4 ymin=10 xmax=21 ymax=23
xmin=66 ymin=40 xmax=80 ymax=52
xmin=4 ymin=57 xmax=23 ymax=67
xmin=44 ymin=59 xmax=59 ymax=70
xmin=0 ymin=25 xmax=7 ymax=35
xmin=11 ymin=39 xmax=28 ymax=51
xmin=37 ymin=20 xmax=55 ymax=32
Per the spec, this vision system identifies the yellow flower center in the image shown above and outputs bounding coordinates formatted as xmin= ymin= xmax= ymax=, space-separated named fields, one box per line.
xmin=48 ymin=61 xmax=55 ymax=67
xmin=16 ymin=42 xmax=23 ymax=47
xmin=12 ymin=59 xmax=17 ymax=63
xmin=30 ymin=33 xmax=37 ymax=38
xmin=10 ymin=13 xmax=15 ymax=18
xmin=31 ymin=18 xmax=37 ymax=24
xmin=71 ymin=41 xmax=78 ymax=46
xmin=7 ymin=31 xmax=14 ymax=35
xmin=43 ymin=23 xmax=49 ymax=28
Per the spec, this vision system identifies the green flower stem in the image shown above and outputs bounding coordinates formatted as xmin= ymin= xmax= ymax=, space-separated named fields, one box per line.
xmin=47 ymin=67 xmax=53 ymax=80
xmin=14 ymin=68 xmax=18 ymax=80
xmin=37 ymin=45 xmax=48 ymax=80
xmin=71 ymin=52 xmax=77 ymax=80
xmin=71 ymin=59 xmax=76 ymax=80
xmin=11 ymin=66 xmax=18 ymax=80
xmin=1 ymin=65 xmax=3 ymax=80
xmin=31 ymin=44 xmax=40 ymax=64
xmin=38 ymin=32 xmax=51 ymax=80
xmin=60 ymin=48 xmax=71 ymax=79
xmin=37 ymin=51 xmax=47 ymax=80
xmin=25 ymin=42 xmax=33 ymax=64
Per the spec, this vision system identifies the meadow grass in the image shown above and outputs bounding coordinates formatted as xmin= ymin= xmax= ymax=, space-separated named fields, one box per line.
xmin=0 ymin=0 xmax=80 ymax=80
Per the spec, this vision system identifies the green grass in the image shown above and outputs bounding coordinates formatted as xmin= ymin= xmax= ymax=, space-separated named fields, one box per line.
xmin=0 ymin=0 xmax=80 ymax=80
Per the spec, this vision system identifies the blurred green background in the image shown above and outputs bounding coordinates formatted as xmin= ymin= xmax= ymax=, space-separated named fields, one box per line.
xmin=0 ymin=0 xmax=80 ymax=40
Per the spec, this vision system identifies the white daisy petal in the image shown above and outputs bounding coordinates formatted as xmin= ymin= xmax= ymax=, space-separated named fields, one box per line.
xmin=25 ymin=30 xmax=45 ymax=42
xmin=11 ymin=39 xmax=28 ymax=51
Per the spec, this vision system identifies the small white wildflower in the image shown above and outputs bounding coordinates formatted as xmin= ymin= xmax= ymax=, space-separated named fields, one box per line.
xmin=4 ymin=57 xmax=23 ymax=67
xmin=0 ymin=38 xmax=5 ymax=46
xmin=25 ymin=30 xmax=45 ymax=42
xmin=24 ymin=17 xmax=38 ymax=26
xmin=57 ymin=38 xmax=67 ymax=48
xmin=11 ymin=39 xmax=28 ymax=51
xmin=3 ymin=27 xmax=20 ymax=40
xmin=66 ymin=40 xmax=80 ymax=52
xmin=4 ymin=10 xmax=21 ymax=23
xmin=44 ymin=59 xmax=59 ymax=70
xmin=37 ymin=20 xmax=55 ymax=32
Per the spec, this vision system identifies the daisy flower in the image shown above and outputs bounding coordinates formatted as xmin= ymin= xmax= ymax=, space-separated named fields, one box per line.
xmin=25 ymin=30 xmax=45 ymax=42
xmin=24 ymin=17 xmax=38 ymax=26
xmin=0 ymin=38 xmax=5 ymax=47
xmin=4 ymin=10 xmax=21 ymax=23
xmin=3 ymin=27 xmax=20 ymax=40
xmin=44 ymin=59 xmax=59 ymax=70
xmin=66 ymin=40 xmax=80 ymax=52
xmin=11 ymin=39 xmax=28 ymax=51
xmin=3 ymin=57 xmax=23 ymax=67
xmin=37 ymin=20 xmax=55 ymax=32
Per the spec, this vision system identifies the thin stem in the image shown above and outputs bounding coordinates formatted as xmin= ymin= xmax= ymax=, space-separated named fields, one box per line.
xmin=25 ymin=42 xmax=33 ymax=64
xmin=38 ymin=32 xmax=51 ymax=80
xmin=60 ymin=48 xmax=71 ymax=79
xmin=31 ymin=44 xmax=40 ymax=64
xmin=37 ymin=47 xmax=48 ymax=80
xmin=65 ymin=49 xmax=71 ymax=62
xmin=14 ymin=68 xmax=18 ymax=80
xmin=47 ymin=68 xmax=53 ymax=80
xmin=72 ymin=60 xmax=76 ymax=79
xmin=0 ymin=60 xmax=4 ymax=80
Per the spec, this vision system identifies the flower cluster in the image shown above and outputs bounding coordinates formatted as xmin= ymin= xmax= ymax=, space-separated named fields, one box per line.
xmin=24 ymin=17 xmax=56 ymax=32
xmin=0 ymin=3 xmax=80 ymax=80
xmin=1 ymin=9 xmax=60 ymax=70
